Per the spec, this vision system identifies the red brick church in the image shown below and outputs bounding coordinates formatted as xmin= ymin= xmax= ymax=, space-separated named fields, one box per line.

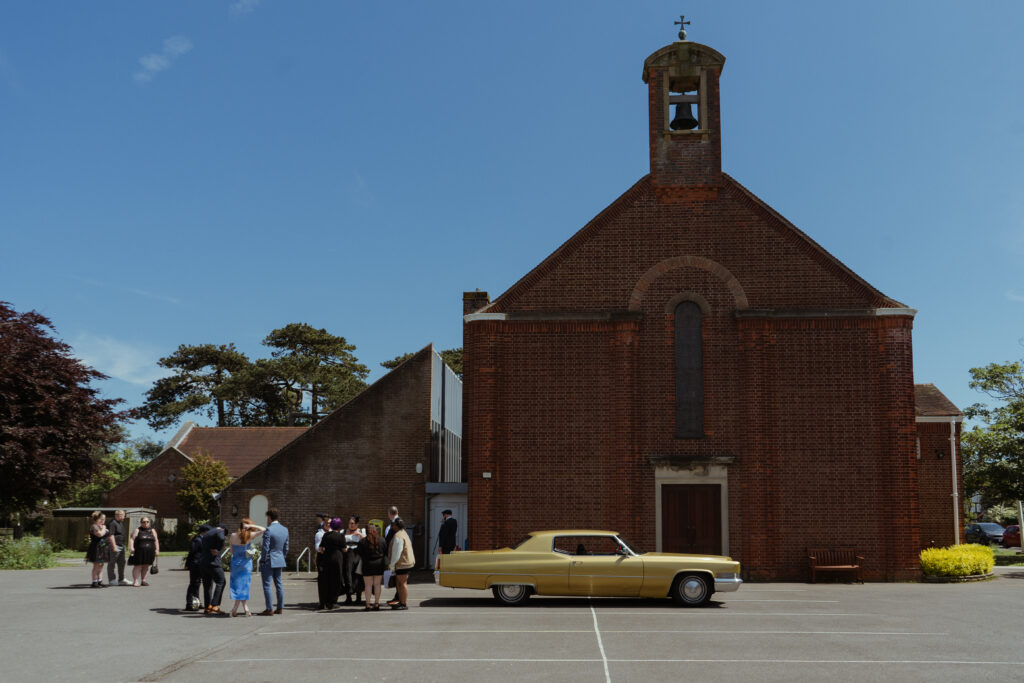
xmin=462 ymin=37 xmax=962 ymax=581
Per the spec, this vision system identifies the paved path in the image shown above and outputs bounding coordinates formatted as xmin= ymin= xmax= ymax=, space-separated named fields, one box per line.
xmin=2 ymin=564 xmax=1024 ymax=682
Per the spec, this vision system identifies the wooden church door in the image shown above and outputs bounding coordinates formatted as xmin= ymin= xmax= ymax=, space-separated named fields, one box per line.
xmin=661 ymin=484 xmax=721 ymax=555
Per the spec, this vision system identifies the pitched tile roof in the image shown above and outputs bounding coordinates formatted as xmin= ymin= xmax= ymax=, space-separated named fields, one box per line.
xmin=914 ymin=384 xmax=962 ymax=417
xmin=174 ymin=426 xmax=307 ymax=478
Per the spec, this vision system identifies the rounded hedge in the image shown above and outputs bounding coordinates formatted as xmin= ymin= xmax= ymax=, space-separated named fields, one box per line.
xmin=919 ymin=543 xmax=994 ymax=577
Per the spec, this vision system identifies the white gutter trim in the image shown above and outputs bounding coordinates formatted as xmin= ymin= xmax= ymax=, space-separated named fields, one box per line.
xmin=875 ymin=307 xmax=918 ymax=317
xmin=463 ymin=312 xmax=508 ymax=323
xmin=950 ymin=419 xmax=960 ymax=545
xmin=916 ymin=415 xmax=964 ymax=423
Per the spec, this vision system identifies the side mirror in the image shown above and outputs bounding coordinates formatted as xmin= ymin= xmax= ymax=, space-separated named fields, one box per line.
xmin=616 ymin=546 xmax=629 ymax=556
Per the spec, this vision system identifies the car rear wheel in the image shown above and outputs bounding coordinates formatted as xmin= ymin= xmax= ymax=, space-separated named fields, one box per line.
xmin=491 ymin=584 xmax=530 ymax=606
xmin=671 ymin=573 xmax=711 ymax=607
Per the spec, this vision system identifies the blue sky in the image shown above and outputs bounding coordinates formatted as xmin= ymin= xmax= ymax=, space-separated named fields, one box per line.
xmin=2 ymin=1 xmax=1022 ymax=443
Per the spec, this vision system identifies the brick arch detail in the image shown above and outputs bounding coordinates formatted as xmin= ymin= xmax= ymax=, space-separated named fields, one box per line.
xmin=628 ymin=256 xmax=749 ymax=311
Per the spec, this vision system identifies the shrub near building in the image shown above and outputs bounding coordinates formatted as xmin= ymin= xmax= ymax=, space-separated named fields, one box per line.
xmin=920 ymin=544 xmax=995 ymax=577
xmin=0 ymin=538 xmax=55 ymax=570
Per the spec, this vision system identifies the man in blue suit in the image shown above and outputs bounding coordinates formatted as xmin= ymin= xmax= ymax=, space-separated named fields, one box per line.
xmin=258 ymin=507 xmax=289 ymax=615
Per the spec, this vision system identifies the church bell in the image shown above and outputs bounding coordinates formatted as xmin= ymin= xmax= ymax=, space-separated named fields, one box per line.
xmin=669 ymin=102 xmax=698 ymax=130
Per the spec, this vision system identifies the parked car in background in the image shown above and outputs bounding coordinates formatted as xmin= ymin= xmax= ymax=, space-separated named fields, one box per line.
xmin=1001 ymin=525 xmax=1020 ymax=548
xmin=965 ymin=522 xmax=1005 ymax=545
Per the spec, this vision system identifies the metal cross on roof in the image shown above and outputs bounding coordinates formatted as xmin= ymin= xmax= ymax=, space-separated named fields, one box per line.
xmin=674 ymin=15 xmax=690 ymax=41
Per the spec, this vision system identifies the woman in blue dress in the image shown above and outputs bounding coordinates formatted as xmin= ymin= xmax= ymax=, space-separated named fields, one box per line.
xmin=228 ymin=518 xmax=265 ymax=617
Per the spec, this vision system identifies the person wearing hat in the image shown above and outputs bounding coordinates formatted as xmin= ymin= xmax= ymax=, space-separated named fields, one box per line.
xmin=438 ymin=510 xmax=458 ymax=555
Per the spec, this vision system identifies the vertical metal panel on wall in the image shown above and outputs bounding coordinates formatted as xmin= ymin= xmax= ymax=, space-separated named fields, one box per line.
xmin=431 ymin=352 xmax=463 ymax=483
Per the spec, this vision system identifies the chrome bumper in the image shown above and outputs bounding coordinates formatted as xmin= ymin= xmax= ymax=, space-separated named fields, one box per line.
xmin=714 ymin=576 xmax=743 ymax=593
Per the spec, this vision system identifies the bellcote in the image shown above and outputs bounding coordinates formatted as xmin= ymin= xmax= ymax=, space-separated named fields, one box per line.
xmin=642 ymin=42 xmax=726 ymax=202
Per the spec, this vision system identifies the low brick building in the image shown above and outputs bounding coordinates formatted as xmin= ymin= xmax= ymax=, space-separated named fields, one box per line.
xmin=914 ymin=384 xmax=965 ymax=548
xmin=219 ymin=345 xmax=464 ymax=567
xmin=103 ymin=422 xmax=306 ymax=519
xmin=462 ymin=37 xmax=962 ymax=580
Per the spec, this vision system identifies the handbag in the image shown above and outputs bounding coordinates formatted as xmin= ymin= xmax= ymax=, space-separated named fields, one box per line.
xmin=127 ymin=554 xmax=136 ymax=565
xmin=387 ymin=573 xmax=397 ymax=589
xmin=151 ymin=560 xmax=159 ymax=574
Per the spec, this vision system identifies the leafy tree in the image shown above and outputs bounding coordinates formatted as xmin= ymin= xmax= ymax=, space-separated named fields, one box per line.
xmin=381 ymin=352 xmax=415 ymax=370
xmin=175 ymin=451 xmax=231 ymax=523
xmin=261 ymin=323 xmax=369 ymax=424
xmin=132 ymin=436 xmax=164 ymax=461
xmin=439 ymin=348 xmax=463 ymax=378
xmin=58 ymin=443 xmax=147 ymax=507
xmin=381 ymin=347 xmax=463 ymax=378
xmin=0 ymin=301 xmax=124 ymax=517
xmin=135 ymin=343 xmax=254 ymax=429
xmin=962 ymin=357 xmax=1024 ymax=504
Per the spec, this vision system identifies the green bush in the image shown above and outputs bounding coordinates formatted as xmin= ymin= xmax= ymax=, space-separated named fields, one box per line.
xmin=920 ymin=544 xmax=994 ymax=577
xmin=0 ymin=537 xmax=56 ymax=570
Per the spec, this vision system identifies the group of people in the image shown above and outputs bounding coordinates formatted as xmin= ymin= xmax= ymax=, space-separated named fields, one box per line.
xmin=314 ymin=506 xmax=417 ymax=611
xmin=184 ymin=507 xmax=289 ymax=616
xmin=85 ymin=504 xmax=453 ymax=615
xmin=85 ymin=510 xmax=159 ymax=588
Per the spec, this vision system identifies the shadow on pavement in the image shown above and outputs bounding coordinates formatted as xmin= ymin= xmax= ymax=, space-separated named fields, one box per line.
xmin=149 ymin=608 xmax=208 ymax=617
xmin=48 ymin=584 xmax=108 ymax=590
xmin=417 ymin=595 xmax=725 ymax=609
xmin=997 ymin=570 xmax=1024 ymax=580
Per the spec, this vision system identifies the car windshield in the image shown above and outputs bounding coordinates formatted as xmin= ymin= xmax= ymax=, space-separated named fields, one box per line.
xmin=978 ymin=523 xmax=1005 ymax=532
xmin=615 ymin=536 xmax=646 ymax=555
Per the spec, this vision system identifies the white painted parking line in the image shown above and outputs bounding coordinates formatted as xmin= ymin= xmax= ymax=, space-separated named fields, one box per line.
xmin=201 ymin=657 xmax=1024 ymax=666
xmin=589 ymin=602 xmax=611 ymax=683
xmin=255 ymin=629 xmax=947 ymax=636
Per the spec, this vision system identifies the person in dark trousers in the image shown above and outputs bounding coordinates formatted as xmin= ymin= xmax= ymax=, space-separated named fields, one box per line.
xmin=316 ymin=518 xmax=345 ymax=610
xmin=341 ymin=515 xmax=364 ymax=604
xmin=184 ymin=524 xmax=211 ymax=611
xmin=438 ymin=510 xmax=458 ymax=555
xmin=106 ymin=510 xmax=128 ymax=585
xmin=200 ymin=524 xmax=228 ymax=614
xmin=383 ymin=506 xmax=400 ymax=606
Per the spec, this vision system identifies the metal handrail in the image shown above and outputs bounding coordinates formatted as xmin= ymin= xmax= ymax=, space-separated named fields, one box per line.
xmin=293 ymin=546 xmax=312 ymax=576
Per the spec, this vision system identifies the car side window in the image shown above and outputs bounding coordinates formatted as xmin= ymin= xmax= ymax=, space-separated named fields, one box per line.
xmin=552 ymin=536 xmax=621 ymax=556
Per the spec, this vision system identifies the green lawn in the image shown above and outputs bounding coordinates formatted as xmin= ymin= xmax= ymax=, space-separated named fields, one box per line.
xmin=55 ymin=550 xmax=187 ymax=560
xmin=993 ymin=547 xmax=1024 ymax=567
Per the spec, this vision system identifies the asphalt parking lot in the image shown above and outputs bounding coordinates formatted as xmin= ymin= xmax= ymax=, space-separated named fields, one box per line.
xmin=3 ymin=563 xmax=1024 ymax=682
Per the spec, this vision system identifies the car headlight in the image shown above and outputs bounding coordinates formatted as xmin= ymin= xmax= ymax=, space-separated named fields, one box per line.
xmin=716 ymin=572 xmax=738 ymax=580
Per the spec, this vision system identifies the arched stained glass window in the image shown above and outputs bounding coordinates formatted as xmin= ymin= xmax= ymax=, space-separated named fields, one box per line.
xmin=675 ymin=301 xmax=704 ymax=437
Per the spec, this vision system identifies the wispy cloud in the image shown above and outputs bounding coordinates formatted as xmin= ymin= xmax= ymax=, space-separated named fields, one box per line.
xmin=71 ymin=275 xmax=181 ymax=305
xmin=1006 ymin=290 xmax=1024 ymax=303
xmin=72 ymin=334 xmax=171 ymax=386
xmin=133 ymin=35 xmax=193 ymax=84
xmin=230 ymin=0 xmax=260 ymax=15
xmin=127 ymin=288 xmax=182 ymax=305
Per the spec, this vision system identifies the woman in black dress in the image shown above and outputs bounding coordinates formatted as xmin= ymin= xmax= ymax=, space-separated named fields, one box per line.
xmin=356 ymin=523 xmax=387 ymax=610
xmin=316 ymin=518 xmax=346 ymax=609
xmin=86 ymin=511 xmax=115 ymax=588
xmin=128 ymin=517 xmax=159 ymax=586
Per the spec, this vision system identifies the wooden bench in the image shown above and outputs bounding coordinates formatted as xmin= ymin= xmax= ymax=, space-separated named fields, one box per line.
xmin=808 ymin=548 xmax=864 ymax=583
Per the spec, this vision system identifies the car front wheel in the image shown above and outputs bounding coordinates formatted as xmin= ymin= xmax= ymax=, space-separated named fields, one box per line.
xmin=491 ymin=584 xmax=530 ymax=606
xmin=671 ymin=574 xmax=711 ymax=606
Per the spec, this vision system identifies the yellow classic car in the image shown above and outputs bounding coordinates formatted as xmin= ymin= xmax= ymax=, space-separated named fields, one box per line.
xmin=435 ymin=529 xmax=742 ymax=606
